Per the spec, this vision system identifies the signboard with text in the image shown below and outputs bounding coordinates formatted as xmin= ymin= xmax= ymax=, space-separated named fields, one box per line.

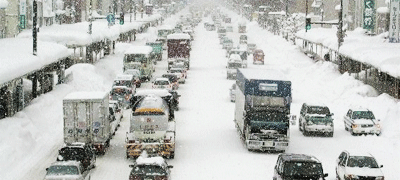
xmin=389 ymin=0 xmax=400 ymax=42
xmin=363 ymin=0 xmax=375 ymax=31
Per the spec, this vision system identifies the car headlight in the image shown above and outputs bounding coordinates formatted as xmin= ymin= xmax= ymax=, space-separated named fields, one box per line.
xmin=307 ymin=120 xmax=313 ymax=125
xmin=351 ymin=124 xmax=358 ymax=129
xmin=249 ymin=134 xmax=258 ymax=140
xmin=345 ymin=174 xmax=359 ymax=179
xmin=376 ymin=124 xmax=381 ymax=128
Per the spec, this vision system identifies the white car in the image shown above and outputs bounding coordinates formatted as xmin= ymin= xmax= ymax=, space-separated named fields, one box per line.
xmin=336 ymin=150 xmax=384 ymax=180
xmin=343 ymin=108 xmax=381 ymax=136
xmin=44 ymin=161 xmax=91 ymax=180
xmin=109 ymin=100 xmax=122 ymax=135
xmin=169 ymin=68 xmax=187 ymax=84
xmin=152 ymin=78 xmax=172 ymax=90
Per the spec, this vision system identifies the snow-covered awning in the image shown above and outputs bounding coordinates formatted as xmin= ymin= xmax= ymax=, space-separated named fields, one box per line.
xmin=0 ymin=38 xmax=70 ymax=85
xmin=0 ymin=0 xmax=9 ymax=9
xmin=296 ymin=28 xmax=400 ymax=78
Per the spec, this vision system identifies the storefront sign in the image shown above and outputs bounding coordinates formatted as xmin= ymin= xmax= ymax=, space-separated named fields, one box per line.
xmin=363 ymin=0 xmax=375 ymax=31
xmin=389 ymin=0 xmax=400 ymax=42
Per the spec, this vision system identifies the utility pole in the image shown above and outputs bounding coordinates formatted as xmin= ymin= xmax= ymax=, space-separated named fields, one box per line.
xmin=32 ymin=0 xmax=37 ymax=56
xmin=337 ymin=0 xmax=344 ymax=50
xmin=88 ymin=0 xmax=92 ymax=34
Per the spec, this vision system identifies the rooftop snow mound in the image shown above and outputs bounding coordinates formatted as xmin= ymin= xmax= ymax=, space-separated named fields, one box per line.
xmin=124 ymin=45 xmax=153 ymax=55
xmin=167 ymin=33 xmax=191 ymax=40
xmin=238 ymin=68 xmax=290 ymax=81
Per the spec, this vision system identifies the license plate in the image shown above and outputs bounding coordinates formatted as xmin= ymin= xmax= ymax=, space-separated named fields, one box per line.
xmin=143 ymin=130 xmax=155 ymax=134
xmin=263 ymin=141 xmax=273 ymax=146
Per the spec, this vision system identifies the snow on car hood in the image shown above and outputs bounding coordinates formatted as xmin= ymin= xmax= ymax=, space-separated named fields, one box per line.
xmin=346 ymin=167 xmax=384 ymax=177
xmin=353 ymin=119 xmax=375 ymax=125
xmin=44 ymin=174 xmax=82 ymax=180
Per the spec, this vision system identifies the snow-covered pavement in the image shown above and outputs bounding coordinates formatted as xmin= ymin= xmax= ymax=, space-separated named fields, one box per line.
xmin=1 ymin=6 xmax=400 ymax=180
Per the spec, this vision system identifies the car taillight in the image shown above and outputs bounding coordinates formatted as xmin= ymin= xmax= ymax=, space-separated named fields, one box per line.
xmin=129 ymin=175 xmax=141 ymax=180
xmin=155 ymin=176 xmax=168 ymax=180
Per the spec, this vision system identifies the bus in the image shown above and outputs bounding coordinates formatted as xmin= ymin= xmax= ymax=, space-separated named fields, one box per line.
xmin=123 ymin=45 xmax=155 ymax=81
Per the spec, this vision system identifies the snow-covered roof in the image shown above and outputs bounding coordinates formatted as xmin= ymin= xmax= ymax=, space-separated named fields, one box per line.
xmin=0 ymin=38 xmax=70 ymax=86
xmin=269 ymin=11 xmax=286 ymax=15
xmin=155 ymin=77 xmax=170 ymax=82
xmin=134 ymin=89 xmax=171 ymax=97
xmin=114 ymin=74 xmax=133 ymax=80
xmin=0 ymin=0 xmax=8 ymax=8
xmin=136 ymin=156 xmax=166 ymax=166
xmin=239 ymin=68 xmax=290 ymax=81
xmin=296 ymin=27 xmax=400 ymax=78
xmin=63 ymin=91 xmax=108 ymax=100
xmin=167 ymin=33 xmax=191 ymax=40
xmin=229 ymin=54 xmax=241 ymax=61
xmin=158 ymin=25 xmax=174 ymax=30
xmin=124 ymin=45 xmax=153 ymax=55
xmin=377 ymin=7 xmax=389 ymax=14
xmin=49 ymin=160 xmax=81 ymax=167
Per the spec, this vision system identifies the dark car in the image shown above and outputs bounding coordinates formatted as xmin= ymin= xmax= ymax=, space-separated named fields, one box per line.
xmin=57 ymin=142 xmax=96 ymax=171
xmin=274 ymin=153 xmax=328 ymax=180
xmin=129 ymin=156 xmax=173 ymax=180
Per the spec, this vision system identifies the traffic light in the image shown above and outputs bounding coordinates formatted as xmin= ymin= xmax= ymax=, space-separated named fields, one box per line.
xmin=305 ymin=18 xmax=311 ymax=30
xmin=120 ymin=13 xmax=124 ymax=25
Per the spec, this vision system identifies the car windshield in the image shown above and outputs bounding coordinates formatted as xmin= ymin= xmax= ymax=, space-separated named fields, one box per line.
xmin=352 ymin=111 xmax=375 ymax=119
xmin=112 ymin=87 xmax=128 ymax=95
xmin=248 ymin=111 xmax=288 ymax=122
xmin=47 ymin=165 xmax=79 ymax=175
xmin=307 ymin=106 xmax=330 ymax=115
xmin=113 ymin=80 xmax=132 ymax=87
xmin=347 ymin=156 xmax=379 ymax=168
xmin=59 ymin=148 xmax=85 ymax=161
xmin=284 ymin=162 xmax=323 ymax=176
xmin=170 ymin=69 xmax=182 ymax=73
xmin=228 ymin=63 xmax=242 ymax=69
xmin=132 ymin=165 xmax=167 ymax=175
xmin=155 ymin=80 xmax=170 ymax=85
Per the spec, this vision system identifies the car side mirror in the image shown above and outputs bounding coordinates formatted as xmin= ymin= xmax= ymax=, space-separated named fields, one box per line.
xmin=129 ymin=165 xmax=134 ymax=168
xmin=46 ymin=168 xmax=49 ymax=171
xmin=324 ymin=173 xmax=328 ymax=177
xmin=380 ymin=165 xmax=383 ymax=168
xmin=168 ymin=165 xmax=173 ymax=168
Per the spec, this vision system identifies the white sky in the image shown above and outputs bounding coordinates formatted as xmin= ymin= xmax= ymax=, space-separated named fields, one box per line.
xmin=0 ymin=5 xmax=399 ymax=180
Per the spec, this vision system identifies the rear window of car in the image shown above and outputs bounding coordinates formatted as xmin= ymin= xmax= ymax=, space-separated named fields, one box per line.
xmin=132 ymin=165 xmax=167 ymax=175
xmin=47 ymin=165 xmax=79 ymax=175
xmin=155 ymin=80 xmax=169 ymax=85
xmin=283 ymin=162 xmax=323 ymax=176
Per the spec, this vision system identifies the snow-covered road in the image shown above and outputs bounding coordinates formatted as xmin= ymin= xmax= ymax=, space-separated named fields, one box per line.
xmin=2 ymin=6 xmax=400 ymax=180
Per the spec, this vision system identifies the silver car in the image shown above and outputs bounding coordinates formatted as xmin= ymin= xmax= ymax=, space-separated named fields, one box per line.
xmin=44 ymin=161 xmax=91 ymax=180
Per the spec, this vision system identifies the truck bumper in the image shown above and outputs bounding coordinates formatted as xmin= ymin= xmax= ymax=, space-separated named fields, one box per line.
xmin=246 ymin=140 xmax=288 ymax=151
xmin=126 ymin=143 xmax=175 ymax=158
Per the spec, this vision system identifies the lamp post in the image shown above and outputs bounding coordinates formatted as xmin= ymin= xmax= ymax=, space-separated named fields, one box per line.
xmin=88 ymin=0 xmax=92 ymax=34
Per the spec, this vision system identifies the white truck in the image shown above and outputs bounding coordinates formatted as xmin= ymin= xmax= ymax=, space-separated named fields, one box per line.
xmin=234 ymin=69 xmax=292 ymax=152
xmin=126 ymin=94 xmax=176 ymax=159
xmin=63 ymin=91 xmax=111 ymax=154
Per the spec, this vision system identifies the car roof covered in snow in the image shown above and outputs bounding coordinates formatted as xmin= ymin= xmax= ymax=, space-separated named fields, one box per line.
xmin=115 ymin=74 xmax=133 ymax=80
xmin=50 ymin=160 xmax=82 ymax=167
xmin=155 ymin=77 xmax=170 ymax=82
xmin=134 ymin=89 xmax=171 ymax=97
xmin=167 ymin=33 xmax=191 ymax=40
xmin=124 ymin=45 xmax=153 ymax=55
xmin=238 ymin=68 xmax=290 ymax=81
xmin=63 ymin=91 xmax=108 ymax=101
xmin=136 ymin=156 xmax=167 ymax=166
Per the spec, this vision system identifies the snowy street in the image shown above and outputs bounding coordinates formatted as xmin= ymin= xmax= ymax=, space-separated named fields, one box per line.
xmin=1 ymin=5 xmax=399 ymax=180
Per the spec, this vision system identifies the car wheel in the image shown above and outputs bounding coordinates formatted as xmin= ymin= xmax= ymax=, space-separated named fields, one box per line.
xmin=328 ymin=132 xmax=333 ymax=137
xmin=344 ymin=123 xmax=348 ymax=131
xmin=350 ymin=129 xmax=356 ymax=136
xmin=298 ymin=120 xmax=302 ymax=131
